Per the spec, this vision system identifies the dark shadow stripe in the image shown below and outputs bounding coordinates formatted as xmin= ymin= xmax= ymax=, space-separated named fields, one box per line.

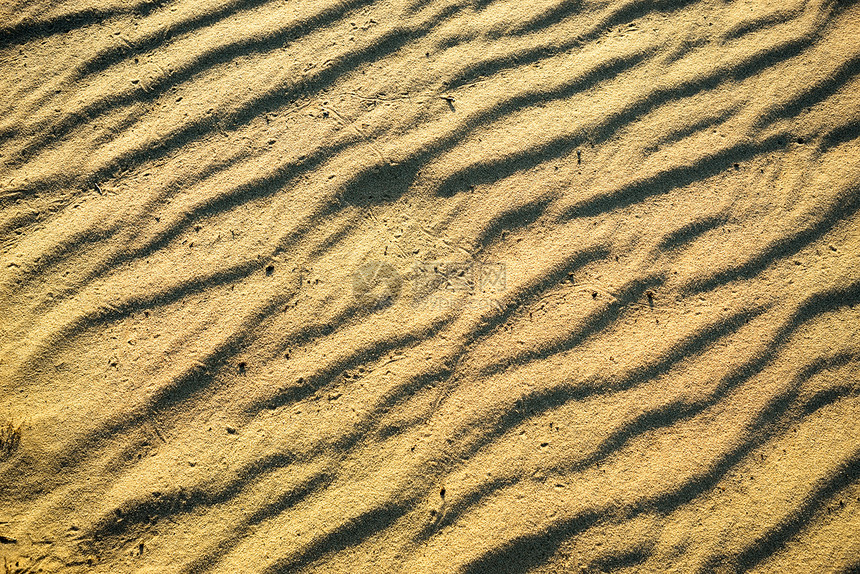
xmin=683 ymin=186 xmax=860 ymax=294
xmin=253 ymin=313 xmax=455 ymax=413
xmin=478 ymin=274 xmax=664 ymax=378
xmin=503 ymin=0 xmax=584 ymax=37
xmin=0 ymin=0 xmax=164 ymax=48
xmin=473 ymin=195 xmax=555 ymax=251
xmin=460 ymin=509 xmax=603 ymax=574
xmin=183 ymin=471 xmax=333 ymax=574
xmin=754 ymin=52 xmax=860 ymax=127
xmin=72 ymin=0 xmax=308 ymax=80
xmin=461 ymin=306 xmax=765 ymax=465
xmin=339 ymin=50 xmax=651 ymax=207
xmin=445 ymin=0 xmax=699 ymax=87
xmin=89 ymin=452 xmax=301 ymax=539
xmin=262 ymin=503 xmax=413 ymax=573
xmin=560 ymin=135 xmax=785 ymax=220
xmin=587 ymin=544 xmax=652 ymax=573
xmin=458 ymin=324 xmax=859 ymax=573
xmin=704 ymin=453 xmax=860 ymax=573
xmin=0 ymin=290 xmax=297 ymax=505
xmin=656 ymin=214 xmax=728 ymax=251
xmin=11 ymin=2 xmax=461 ymax=184
xmin=821 ymin=117 xmax=860 ymax=151
xmin=722 ymin=8 xmax=802 ymax=41
xmin=420 ymin=285 xmax=858 ymax=542
xmin=568 ymin=350 xmax=856 ymax=476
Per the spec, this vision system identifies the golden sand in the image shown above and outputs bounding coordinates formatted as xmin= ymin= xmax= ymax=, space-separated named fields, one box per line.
xmin=1 ymin=0 xmax=859 ymax=572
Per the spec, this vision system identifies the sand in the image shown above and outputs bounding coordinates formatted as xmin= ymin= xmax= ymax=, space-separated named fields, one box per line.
xmin=1 ymin=0 xmax=859 ymax=572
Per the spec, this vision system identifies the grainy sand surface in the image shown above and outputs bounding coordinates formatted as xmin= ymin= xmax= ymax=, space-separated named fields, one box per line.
xmin=1 ymin=0 xmax=859 ymax=572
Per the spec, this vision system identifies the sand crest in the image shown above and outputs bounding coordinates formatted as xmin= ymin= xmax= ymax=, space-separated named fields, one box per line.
xmin=1 ymin=0 xmax=859 ymax=572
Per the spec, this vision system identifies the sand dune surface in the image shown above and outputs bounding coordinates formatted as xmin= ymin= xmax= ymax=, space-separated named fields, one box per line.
xmin=1 ymin=0 xmax=859 ymax=572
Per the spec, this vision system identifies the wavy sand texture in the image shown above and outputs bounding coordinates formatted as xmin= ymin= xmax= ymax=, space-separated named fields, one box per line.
xmin=1 ymin=0 xmax=859 ymax=572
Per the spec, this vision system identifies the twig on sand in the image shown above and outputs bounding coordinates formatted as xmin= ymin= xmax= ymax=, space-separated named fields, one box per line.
xmin=344 ymin=91 xmax=416 ymax=102
xmin=149 ymin=420 xmax=167 ymax=444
